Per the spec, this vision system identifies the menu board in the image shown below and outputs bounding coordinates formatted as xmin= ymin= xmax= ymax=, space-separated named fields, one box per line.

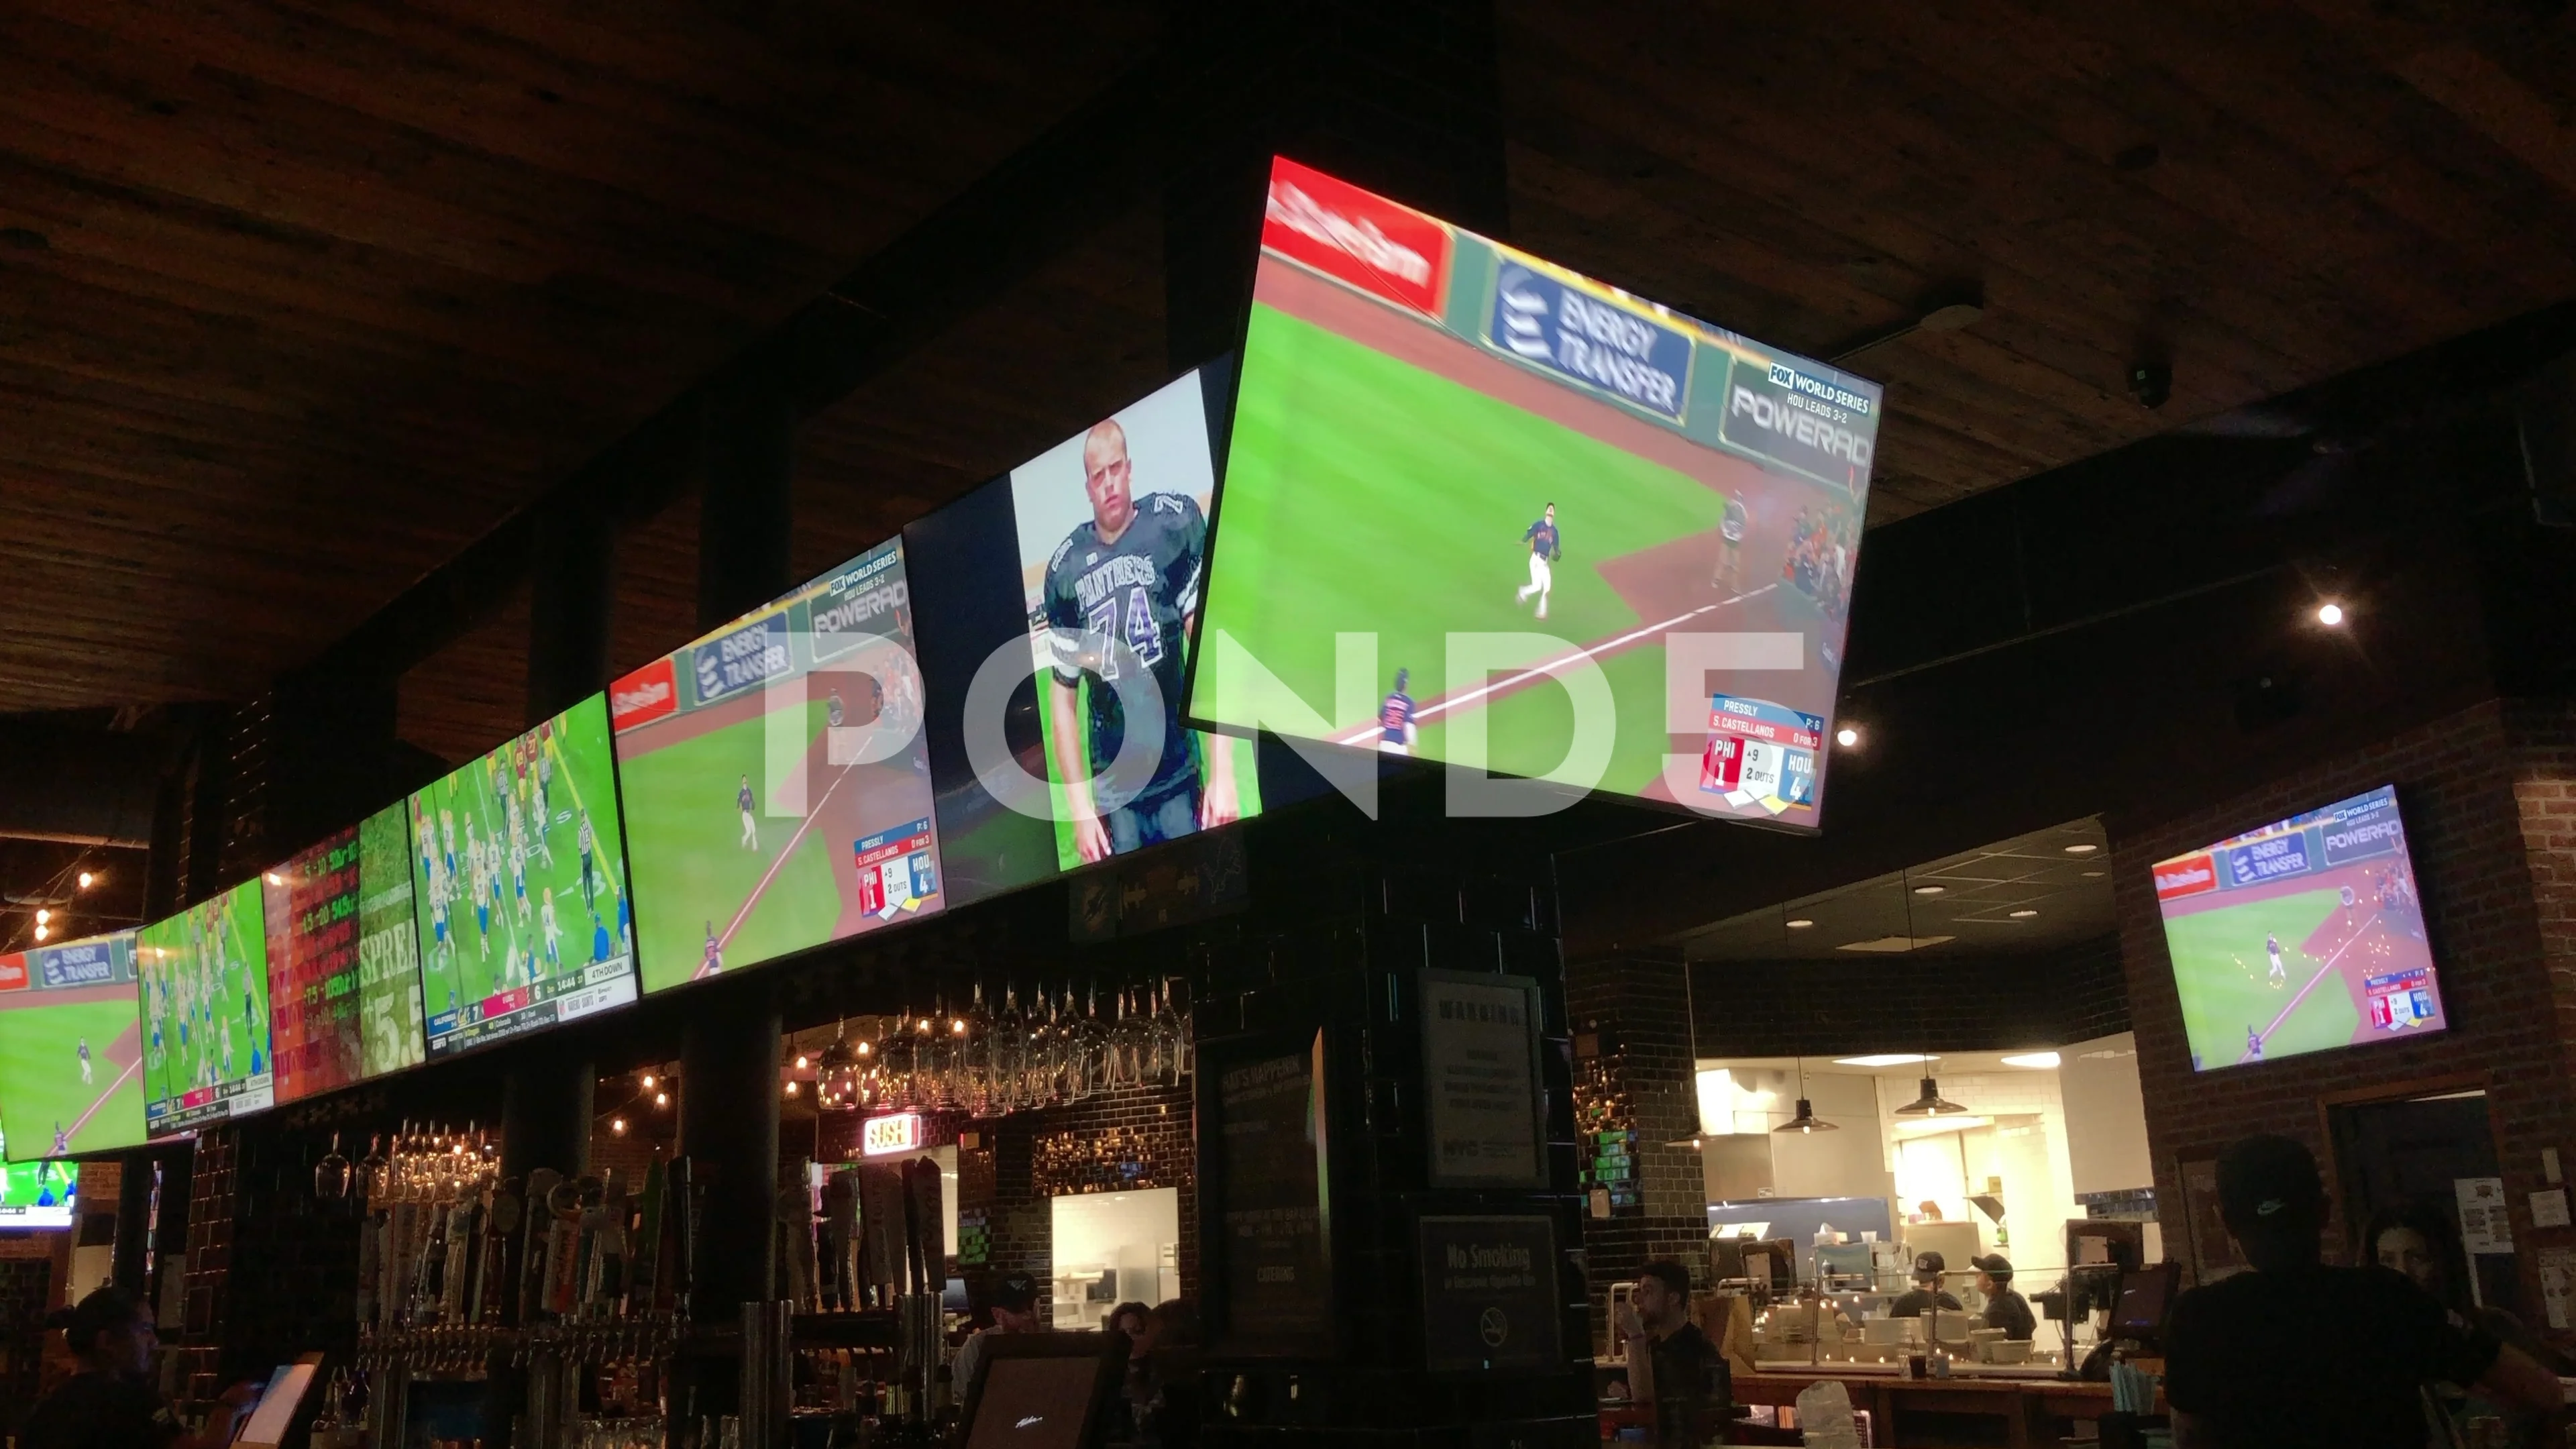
xmin=0 ymin=932 xmax=146 ymax=1157
xmin=139 ymin=879 xmax=276 ymax=1138
xmin=612 ymin=535 xmax=944 ymax=995
xmin=1210 ymin=1032 xmax=1332 ymax=1354
xmin=413 ymin=694 xmax=637 ymax=1057
xmin=262 ymin=803 xmax=427 ymax=1104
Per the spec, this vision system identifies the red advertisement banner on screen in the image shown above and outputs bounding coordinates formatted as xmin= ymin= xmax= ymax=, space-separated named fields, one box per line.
xmin=609 ymin=657 xmax=679 ymax=732
xmin=2153 ymin=853 xmax=2220 ymax=902
xmin=0 ymin=955 xmax=24 ymax=992
xmin=1263 ymin=156 xmax=1450 ymax=317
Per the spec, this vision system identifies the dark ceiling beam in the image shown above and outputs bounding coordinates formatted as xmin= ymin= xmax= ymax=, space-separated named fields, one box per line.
xmin=295 ymin=3 xmax=1391 ymax=692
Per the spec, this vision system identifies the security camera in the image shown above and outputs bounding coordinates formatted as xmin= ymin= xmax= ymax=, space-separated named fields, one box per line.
xmin=2129 ymin=362 xmax=2171 ymax=409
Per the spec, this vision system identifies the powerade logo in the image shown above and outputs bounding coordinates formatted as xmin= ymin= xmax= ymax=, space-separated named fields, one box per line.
xmin=1487 ymin=264 xmax=1689 ymax=420
xmin=694 ymin=613 xmax=791 ymax=705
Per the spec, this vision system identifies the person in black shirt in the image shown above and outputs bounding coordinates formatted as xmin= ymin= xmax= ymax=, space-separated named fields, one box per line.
xmin=1887 ymin=1250 xmax=1964 ymax=1318
xmin=2163 ymin=1134 xmax=2561 ymax=1449
xmin=1614 ymin=1260 xmax=1729 ymax=1449
xmin=1968 ymin=1254 xmax=2036 ymax=1340
xmin=19 ymin=1287 xmax=259 ymax=1449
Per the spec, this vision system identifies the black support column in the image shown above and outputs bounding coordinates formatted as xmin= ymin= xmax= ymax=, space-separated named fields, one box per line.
xmin=679 ymin=382 xmax=792 ymax=1335
xmin=498 ymin=486 xmax=617 ymax=1185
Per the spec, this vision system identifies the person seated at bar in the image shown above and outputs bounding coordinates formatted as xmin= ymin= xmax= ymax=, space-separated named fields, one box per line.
xmin=2164 ymin=1134 xmax=2562 ymax=1449
xmin=953 ymin=1273 xmax=1042 ymax=1399
xmin=1614 ymin=1260 xmax=1730 ymax=1449
xmin=2367 ymin=1201 xmax=2571 ymax=1446
xmin=20 ymin=1287 xmax=261 ymax=1449
xmin=1887 ymin=1251 xmax=1963 ymax=1317
xmin=1969 ymin=1254 xmax=2036 ymax=1340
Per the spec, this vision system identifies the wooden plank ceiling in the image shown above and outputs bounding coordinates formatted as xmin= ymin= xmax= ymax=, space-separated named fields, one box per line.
xmin=7 ymin=0 xmax=2576 ymax=768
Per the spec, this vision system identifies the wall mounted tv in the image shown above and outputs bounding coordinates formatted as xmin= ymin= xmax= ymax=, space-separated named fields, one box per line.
xmin=1187 ymin=157 xmax=1882 ymax=827
xmin=263 ymin=802 xmax=428 ymax=1104
xmin=139 ymin=879 xmax=276 ymax=1138
xmin=0 ymin=1148 xmax=76 ymax=1229
xmin=412 ymin=693 xmax=637 ymax=1057
xmin=0 ymin=932 xmax=148 ymax=1157
xmin=2151 ymin=784 xmax=2445 ymax=1071
xmin=612 ymin=535 xmax=945 ymax=996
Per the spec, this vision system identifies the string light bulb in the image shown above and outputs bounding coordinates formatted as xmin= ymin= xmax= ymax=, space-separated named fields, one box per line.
xmin=611 ymin=1118 xmax=627 ymax=1135
xmin=33 ymin=909 xmax=48 ymax=925
xmin=76 ymin=871 xmax=95 ymax=890
xmin=641 ymin=1073 xmax=655 ymax=1089
xmin=32 ymin=924 xmax=47 ymax=942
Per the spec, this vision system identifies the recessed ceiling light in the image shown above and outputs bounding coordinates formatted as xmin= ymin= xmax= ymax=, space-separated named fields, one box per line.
xmin=1999 ymin=1052 xmax=2061 ymax=1069
xmin=2082 ymin=871 xmax=2104 ymax=878
xmin=1833 ymin=1054 xmax=1937 ymax=1068
xmin=1913 ymin=884 xmax=1945 ymax=895
xmin=2063 ymin=843 xmax=2098 ymax=855
xmin=1785 ymin=918 xmax=1815 ymax=929
xmin=2008 ymin=909 xmax=2038 ymax=918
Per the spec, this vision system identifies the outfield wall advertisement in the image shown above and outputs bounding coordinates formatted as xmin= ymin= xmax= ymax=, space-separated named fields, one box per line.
xmin=612 ymin=537 xmax=943 ymax=995
xmin=0 ymin=931 xmax=146 ymax=1158
xmin=262 ymin=802 xmax=427 ymax=1105
xmin=1191 ymin=158 xmax=1880 ymax=827
xmin=139 ymin=881 xmax=274 ymax=1138
xmin=412 ymin=694 xmax=636 ymax=1056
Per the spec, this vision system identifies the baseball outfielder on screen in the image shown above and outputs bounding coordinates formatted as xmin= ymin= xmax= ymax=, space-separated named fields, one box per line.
xmin=1513 ymin=503 xmax=1561 ymax=620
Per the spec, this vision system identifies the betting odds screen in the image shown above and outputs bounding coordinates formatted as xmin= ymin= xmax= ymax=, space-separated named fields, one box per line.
xmin=1190 ymin=158 xmax=1882 ymax=828
xmin=262 ymin=802 xmax=428 ymax=1104
xmin=411 ymin=694 xmax=638 ymax=1057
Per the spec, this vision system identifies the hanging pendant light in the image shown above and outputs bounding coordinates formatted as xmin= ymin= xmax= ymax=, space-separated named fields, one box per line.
xmin=1893 ymin=1065 xmax=1967 ymax=1117
xmin=1774 ymin=1057 xmax=1837 ymax=1133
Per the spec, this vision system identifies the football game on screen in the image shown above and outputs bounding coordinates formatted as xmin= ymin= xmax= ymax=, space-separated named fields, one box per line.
xmin=411 ymin=694 xmax=637 ymax=1056
xmin=612 ymin=535 xmax=944 ymax=995
xmin=2153 ymin=784 xmax=2445 ymax=1071
xmin=261 ymin=802 xmax=427 ymax=1104
xmin=0 ymin=1151 xmax=76 ymax=1227
xmin=1191 ymin=158 xmax=1881 ymax=825
xmin=0 ymin=932 xmax=148 ymax=1158
xmin=138 ymin=879 xmax=276 ymax=1138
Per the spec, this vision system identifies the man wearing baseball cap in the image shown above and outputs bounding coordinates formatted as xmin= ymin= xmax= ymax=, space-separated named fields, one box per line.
xmin=1968 ymin=1254 xmax=2035 ymax=1340
xmin=2164 ymin=1134 xmax=2561 ymax=1448
xmin=1888 ymin=1250 xmax=1962 ymax=1318
xmin=953 ymin=1273 xmax=1043 ymax=1401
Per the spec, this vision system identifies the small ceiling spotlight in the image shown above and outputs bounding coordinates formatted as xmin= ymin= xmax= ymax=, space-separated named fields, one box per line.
xmin=1835 ymin=726 xmax=1861 ymax=748
xmin=2316 ymin=601 xmax=2345 ymax=627
xmin=1785 ymin=918 xmax=1815 ymax=930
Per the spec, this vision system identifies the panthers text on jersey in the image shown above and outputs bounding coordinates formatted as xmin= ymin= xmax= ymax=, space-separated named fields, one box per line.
xmin=1041 ymin=492 xmax=1206 ymax=806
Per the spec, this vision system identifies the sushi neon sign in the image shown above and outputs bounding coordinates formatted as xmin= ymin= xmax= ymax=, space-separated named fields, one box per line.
xmin=862 ymin=1114 xmax=924 ymax=1157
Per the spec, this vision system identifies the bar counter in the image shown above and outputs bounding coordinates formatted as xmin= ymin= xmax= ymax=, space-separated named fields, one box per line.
xmin=1731 ymin=1364 xmax=2159 ymax=1449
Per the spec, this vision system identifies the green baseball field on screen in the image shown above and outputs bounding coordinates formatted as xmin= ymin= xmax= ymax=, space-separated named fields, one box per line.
xmin=1198 ymin=303 xmax=1723 ymax=794
xmin=1 ymin=1156 xmax=74 ymax=1208
xmin=0 ymin=990 xmax=148 ymax=1157
xmin=137 ymin=879 xmax=270 ymax=1115
xmin=2162 ymin=888 xmax=2359 ymax=1066
xmin=410 ymin=696 xmax=632 ymax=1036
xmin=618 ymin=692 xmax=857 ymax=993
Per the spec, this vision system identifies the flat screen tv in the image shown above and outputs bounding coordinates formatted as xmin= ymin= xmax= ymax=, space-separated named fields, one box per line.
xmin=1187 ymin=156 xmax=1882 ymax=827
xmin=0 ymin=1148 xmax=77 ymax=1229
xmin=139 ymin=879 xmax=276 ymax=1138
xmin=2152 ymin=784 xmax=2444 ymax=1071
xmin=0 ymin=932 xmax=147 ymax=1157
xmin=612 ymin=536 xmax=945 ymax=995
xmin=905 ymin=369 xmax=1269 ymax=907
xmin=262 ymin=802 xmax=428 ymax=1104
xmin=411 ymin=693 xmax=637 ymax=1057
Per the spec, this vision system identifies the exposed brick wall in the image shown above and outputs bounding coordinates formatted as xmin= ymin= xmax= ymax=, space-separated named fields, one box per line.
xmin=1565 ymin=949 xmax=1706 ymax=1352
xmin=1688 ymin=933 xmax=2131 ymax=1059
xmin=2115 ymin=699 xmax=2576 ymax=1313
